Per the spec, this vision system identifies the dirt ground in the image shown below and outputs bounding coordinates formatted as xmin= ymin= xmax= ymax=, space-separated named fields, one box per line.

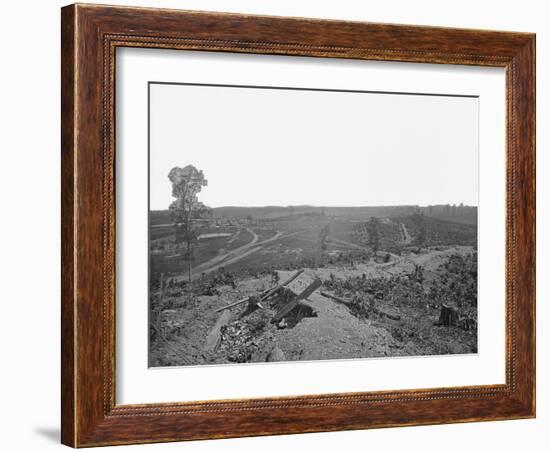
xmin=149 ymin=246 xmax=477 ymax=367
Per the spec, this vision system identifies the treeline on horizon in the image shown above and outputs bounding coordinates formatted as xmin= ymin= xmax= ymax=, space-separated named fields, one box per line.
xmin=150 ymin=203 xmax=477 ymax=225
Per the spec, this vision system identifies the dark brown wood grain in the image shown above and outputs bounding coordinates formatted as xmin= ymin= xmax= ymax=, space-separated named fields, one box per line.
xmin=61 ymin=3 xmax=535 ymax=447
xmin=60 ymin=5 xmax=76 ymax=446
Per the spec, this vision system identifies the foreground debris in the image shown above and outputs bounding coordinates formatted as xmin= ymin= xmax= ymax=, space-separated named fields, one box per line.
xmin=214 ymin=269 xmax=304 ymax=313
xmin=204 ymin=270 xmax=322 ymax=360
xmin=149 ymin=248 xmax=478 ymax=366
xmin=205 ymin=310 xmax=232 ymax=352
xmin=272 ymin=278 xmax=322 ymax=323
xmin=320 ymin=291 xmax=401 ymax=321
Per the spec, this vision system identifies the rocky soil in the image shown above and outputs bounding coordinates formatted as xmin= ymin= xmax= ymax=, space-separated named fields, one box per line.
xmin=149 ymin=246 xmax=477 ymax=367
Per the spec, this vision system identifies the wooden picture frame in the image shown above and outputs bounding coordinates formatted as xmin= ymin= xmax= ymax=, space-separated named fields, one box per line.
xmin=61 ymin=3 xmax=535 ymax=447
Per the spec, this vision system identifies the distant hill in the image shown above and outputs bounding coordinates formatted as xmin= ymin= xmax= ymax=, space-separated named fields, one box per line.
xmin=150 ymin=204 xmax=477 ymax=225
xmin=210 ymin=205 xmax=416 ymax=220
xmin=418 ymin=204 xmax=477 ymax=225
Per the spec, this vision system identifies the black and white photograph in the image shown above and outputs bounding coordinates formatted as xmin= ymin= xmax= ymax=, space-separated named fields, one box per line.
xmin=148 ymin=82 xmax=479 ymax=367
xmin=1 ymin=0 xmax=543 ymax=449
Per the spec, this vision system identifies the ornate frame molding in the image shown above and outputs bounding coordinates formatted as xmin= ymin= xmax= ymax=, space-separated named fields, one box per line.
xmin=62 ymin=4 xmax=535 ymax=447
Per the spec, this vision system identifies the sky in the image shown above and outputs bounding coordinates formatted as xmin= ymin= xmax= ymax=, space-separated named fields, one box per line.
xmin=149 ymin=82 xmax=478 ymax=210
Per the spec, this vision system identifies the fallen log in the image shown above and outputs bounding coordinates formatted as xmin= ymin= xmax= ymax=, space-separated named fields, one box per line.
xmin=272 ymin=278 xmax=322 ymax=323
xmin=214 ymin=296 xmax=251 ymax=313
xmin=204 ymin=310 xmax=232 ymax=352
xmin=321 ymin=292 xmax=400 ymax=320
xmin=214 ymin=269 xmax=304 ymax=313
xmin=320 ymin=291 xmax=354 ymax=307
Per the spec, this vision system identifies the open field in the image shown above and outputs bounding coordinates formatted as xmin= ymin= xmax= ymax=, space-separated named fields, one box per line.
xmin=150 ymin=208 xmax=476 ymax=280
xmin=149 ymin=206 xmax=478 ymax=367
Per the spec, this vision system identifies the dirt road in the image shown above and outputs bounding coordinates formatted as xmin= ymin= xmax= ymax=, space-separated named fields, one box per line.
xmin=187 ymin=228 xmax=285 ymax=279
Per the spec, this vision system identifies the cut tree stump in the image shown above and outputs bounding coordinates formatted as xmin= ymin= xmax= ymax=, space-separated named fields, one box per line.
xmin=205 ymin=310 xmax=232 ymax=352
xmin=437 ymin=305 xmax=459 ymax=326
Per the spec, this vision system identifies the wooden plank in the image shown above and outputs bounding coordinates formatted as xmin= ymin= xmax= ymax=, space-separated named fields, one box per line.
xmin=272 ymin=278 xmax=322 ymax=323
xmin=261 ymin=269 xmax=304 ymax=301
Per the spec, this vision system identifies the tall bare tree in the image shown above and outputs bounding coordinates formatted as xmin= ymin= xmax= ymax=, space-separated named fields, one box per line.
xmin=168 ymin=165 xmax=209 ymax=282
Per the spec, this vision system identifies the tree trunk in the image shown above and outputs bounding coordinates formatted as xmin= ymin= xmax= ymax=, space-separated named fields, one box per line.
xmin=187 ymin=242 xmax=192 ymax=283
